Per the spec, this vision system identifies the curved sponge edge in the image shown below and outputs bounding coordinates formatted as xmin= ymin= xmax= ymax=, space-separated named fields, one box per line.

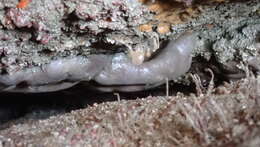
xmin=0 ymin=32 xmax=197 ymax=93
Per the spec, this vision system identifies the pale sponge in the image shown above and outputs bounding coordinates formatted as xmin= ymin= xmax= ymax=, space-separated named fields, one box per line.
xmin=95 ymin=32 xmax=196 ymax=85
xmin=0 ymin=33 xmax=196 ymax=93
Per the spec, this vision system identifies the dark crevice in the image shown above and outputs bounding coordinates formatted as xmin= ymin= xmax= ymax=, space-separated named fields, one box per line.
xmin=89 ymin=40 xmax=126 ymax=54
xmin=63 ymin=11 xmax=80 ymax=29
xmin=0 ymin=80 xmax=196 ymax=127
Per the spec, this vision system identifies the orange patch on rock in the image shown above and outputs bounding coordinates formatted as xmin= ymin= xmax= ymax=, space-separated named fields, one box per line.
xmin=139 ymin=24 xmax=153 ymax=32
xmin=157 ymin=23 xmax=170 ymax=34
xmin=141 ymin=1 xmax=201 ymax=28
xmin=17 ymin=0 xmax=31 ymax=9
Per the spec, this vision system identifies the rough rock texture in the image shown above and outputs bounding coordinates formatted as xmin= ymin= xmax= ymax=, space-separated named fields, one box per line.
xmin=0 ymin=0 xmax=259 ymax=82
xmin=0 ymin=0 xmax=152 ymax=74
xmin=149 ymin=0 xmax=260 ymax=80
xmin=0 ymin=75 xmax=259 ymax=147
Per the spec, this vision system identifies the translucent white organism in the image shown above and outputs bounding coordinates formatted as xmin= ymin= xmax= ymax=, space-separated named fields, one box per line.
xmin=0 ymin=33 xmax=197 ymax=92
xmin=94 ymin=32 xmax=196 ymax=91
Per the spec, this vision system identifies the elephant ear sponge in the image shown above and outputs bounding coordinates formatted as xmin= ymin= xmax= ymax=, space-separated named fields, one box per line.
xmin=0 ymin=33 xmax=196 ymax=93
xmin=94 ymin=32 xmax=196 ymax=86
